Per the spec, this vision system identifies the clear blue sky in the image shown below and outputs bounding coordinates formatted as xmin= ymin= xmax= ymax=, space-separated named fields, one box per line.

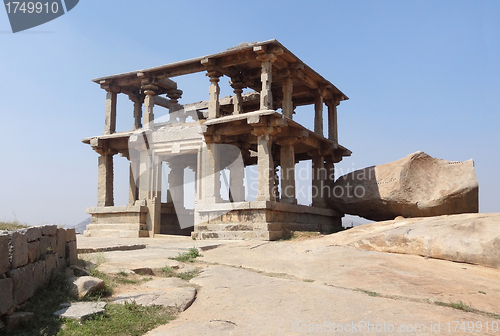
xmin=1 ymin=0 xmax=498 ymax=226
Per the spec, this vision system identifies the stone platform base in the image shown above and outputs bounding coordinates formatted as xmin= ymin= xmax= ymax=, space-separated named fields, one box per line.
xmin=192 ymin=201 xmax=343 ymax=241
xmin=84 ymin=206 xmax=149 ymax=238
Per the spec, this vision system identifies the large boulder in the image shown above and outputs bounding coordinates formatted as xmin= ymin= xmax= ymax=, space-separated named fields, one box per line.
xmin=326 ymin=213 xmax=500 ymax=269
xmin=69 ymin=276 xmax=105 ymax=298
xmin=328 ymin=151 xmax=478 ymax=221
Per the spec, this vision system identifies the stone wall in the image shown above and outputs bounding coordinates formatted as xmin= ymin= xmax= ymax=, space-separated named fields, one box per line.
xmin=0 ymin=225 xmax=78 ymax=319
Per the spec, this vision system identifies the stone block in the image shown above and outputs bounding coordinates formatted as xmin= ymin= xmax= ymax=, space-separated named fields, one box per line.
xmin=54 ymin=302 xmax=106 ymax=322
xmin=66 ymin=241 xmax=78 ymax=266
xmin=33 ymin=260 xmax=45 ymax=290
xmin=28 ymin=240 xmax=40 ymax=263
xmin=39 ymin=235 xmax=56 ymax=256
xmin=66 ymin=228 xmax=76 ymax=242
xmin=42 ymin=253 xmax=57 ymax=284
xmin=3 ymin=312 xmax=34 ymax=330
xmin=22 ymin=227 xmax=42 ymax=242
xmin=10 ymin=231 xmax=28 ymax=269
xmin=0 ymin=233 xmax=10 ymax=274
xmin=0 ymin=278 xmax=14 ymax=315
xmin=38 ymin=235 xmax=49 ymax=256
xmin=40 ymin=225 xmax=58 ymax=236
xmin=8 ymin=264 xmax=35 ymax=305
xmin=56 ymin=228 xmax=66 ymax=258
xmin=70 ymin=276 xmax=105 ymax=298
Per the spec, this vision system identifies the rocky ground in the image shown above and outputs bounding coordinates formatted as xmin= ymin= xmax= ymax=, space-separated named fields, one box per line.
xmin=77 ymin=214 xmax=500 ymax=336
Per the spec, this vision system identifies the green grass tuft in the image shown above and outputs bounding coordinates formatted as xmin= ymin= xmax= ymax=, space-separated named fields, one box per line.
xmin=435 ymin=300 xmax=475 ymax=312
xmin=58 ymin=302 xmax=176 ymax=336
xmin=169 ymin=247 xmax=203 ymax=263
xmin=162 ymin=265 xmax=175 ymax=277
xmin=354 ymin=288 xmax=381 ymax=297
xmin=175 ymin=271 xmax=199 ymax=281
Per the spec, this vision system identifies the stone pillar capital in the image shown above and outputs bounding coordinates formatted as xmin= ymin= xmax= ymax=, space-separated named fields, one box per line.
xmin=141 ymin=84 xmax=158 ymax=96
xmin=229 ymin=79 xmax=245 ymax=90
xmin=325 ymin=98 xmax=341 ymax=107
xmin=101 ymin=83 xmax=120 ymax=93
xmin=251 ymin=127 xmax=277 ymax=138
xmin=167 ymin=89 xmax=183 ymax=101
xmin=94 ymin=147 xmax=118 ymax=157
xmin=206 ymin=71 xmax=223 ymax=79
xmin=128 ymin=93 xmax=144 ymax=104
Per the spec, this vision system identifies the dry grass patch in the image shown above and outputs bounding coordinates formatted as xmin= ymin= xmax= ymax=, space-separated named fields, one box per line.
xmin=0 ymin=220 xmax=29 ymax=231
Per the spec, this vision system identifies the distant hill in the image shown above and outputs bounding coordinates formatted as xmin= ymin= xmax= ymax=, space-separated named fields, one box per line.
xmin=70 ymin=217 xmax=91 ymax=234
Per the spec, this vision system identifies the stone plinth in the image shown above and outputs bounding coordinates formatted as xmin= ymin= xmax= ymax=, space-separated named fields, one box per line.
xmin=193 ymin=201 xmax=343 ymax=241
xmin=85 ymin=206 xmax=149 ymax=238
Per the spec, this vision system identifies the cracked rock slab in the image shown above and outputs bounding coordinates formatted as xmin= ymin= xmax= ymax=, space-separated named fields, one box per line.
xmin=54 ymin=302 xmax=106 ymax=322
xmin=143 ymin=277 xmax=189 ymax=289
xmin=112 ymin=287 xmax=196 ymax=311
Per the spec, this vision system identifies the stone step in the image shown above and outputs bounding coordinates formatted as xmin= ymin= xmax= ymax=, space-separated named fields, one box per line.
xmin=192 ymin=230 xmax=284 ymax=241
xmin=85 ymin=223 xmax=147 ymax=231
xmin=193 ymin=222 xmax=283 ymax=232
xmin=83 ymin=229 xmax=149 ymax=238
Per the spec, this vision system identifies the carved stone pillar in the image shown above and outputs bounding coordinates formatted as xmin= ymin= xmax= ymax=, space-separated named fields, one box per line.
xmin=129 ymin=94 xmax=144 ymax=130
xmin=258 ymin=56 xmax=275 ymax=110
xmin=103 ymin=87 xmax=119 ymax=135
xmin=314 ymin=91 xmax=324 ymax=136
xmin=150 ymin=156 xmax=162 ymax=200
xmin=228 ymin=155 xmax=245 ymax=202
xmin=282 ymin=74 xmax=293 ymax=118
xmin=142 ymin=84 xmax=157 ymax=128
xmin=201 ymin=142 xmax=222 ymax=204
xmin=256 ymin=133 xmax=275 ymax=201
xmin=97 ymin=152 xmax=115 ymax=206
xmin=279 ymin=138 xmax=297 ymax=204
xmin=311 ymin=151 xmax=326 ymax=208
xmin=207 ymin=71 xmax=222 ymax=119
xmin=138 ymin=150 xmax=151 ymax=202
xmin=168 ymin=162 xmax=186 ymax=209
xmin=326 ymin=99 xmax=340 ymax=143
xmin=230 ymin=80 xmax=244 ymax=115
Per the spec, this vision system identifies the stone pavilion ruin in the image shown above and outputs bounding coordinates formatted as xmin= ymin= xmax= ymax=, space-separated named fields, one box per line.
xmin=83 ymin=40 xmax=351 ymax=240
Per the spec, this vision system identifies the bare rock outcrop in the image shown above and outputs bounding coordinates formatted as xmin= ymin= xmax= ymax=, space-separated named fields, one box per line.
xmin=326 ymin=213 xmax=500 ymax=269
xmin=328 ymin=151 xmax=478 ymax=221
